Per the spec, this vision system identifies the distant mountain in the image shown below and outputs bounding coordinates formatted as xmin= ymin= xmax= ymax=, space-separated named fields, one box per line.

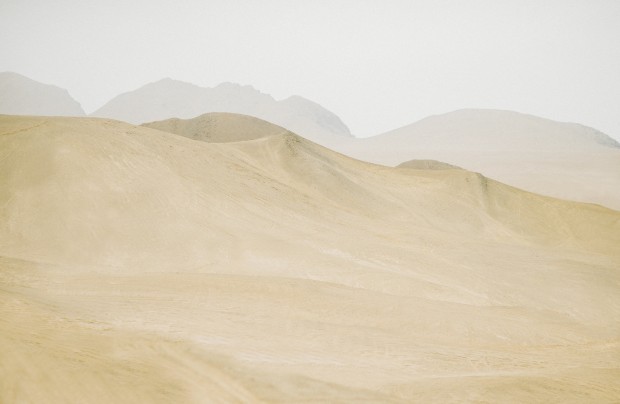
xmin=143 ymin=112 xmax=291 ymax=143
xmin=92 ymin=78 xmax=351 ymax=144
xmin=339 ymin=109 xmax=620 ymax=210
xmin=361 ymin=109 xmax=619 ymax=160
xmin=0 ymin=72 xmax=85 ymax=116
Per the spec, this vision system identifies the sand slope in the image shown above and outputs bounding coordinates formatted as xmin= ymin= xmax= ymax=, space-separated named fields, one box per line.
xmin=0 ymin=72 xmax=85 ymax=117
xmin=92 ymin=78 xmax=350 ymax=143
xmin=340 ymin=109 xmax=620 ymax=210
xmin=1 ymin=115 xmax=619 ymax=403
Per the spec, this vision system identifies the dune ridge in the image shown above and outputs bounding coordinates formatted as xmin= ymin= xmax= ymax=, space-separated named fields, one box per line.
xmin=398 ymin=159 xmax=462 ymax=170
xmin=142 ymin=112 xmax=292 ymax=143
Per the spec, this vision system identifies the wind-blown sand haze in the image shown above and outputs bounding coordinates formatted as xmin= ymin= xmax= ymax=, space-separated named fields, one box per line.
xmin=1 ymin=114 xmax=619 ymax=402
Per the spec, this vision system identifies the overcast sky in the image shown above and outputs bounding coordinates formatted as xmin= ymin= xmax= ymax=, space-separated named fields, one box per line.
xmin=1 ymin=0 xmax=619 ymax=139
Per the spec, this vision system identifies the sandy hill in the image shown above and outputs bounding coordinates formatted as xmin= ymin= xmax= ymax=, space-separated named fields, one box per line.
xmin=0 ymin=72 xmax=85 ymax=116
xmin=339 ymin=109 xmax=620 ymax=210
xmin=92 ymin=78 xmax=350 ymax=144
xmin=143 ymin=112 xmax=291 ymax=143
xmin=398 ymin=159 xmax=462 ymax=170
xmin=1 ymin=115 xmax=619 ymax=403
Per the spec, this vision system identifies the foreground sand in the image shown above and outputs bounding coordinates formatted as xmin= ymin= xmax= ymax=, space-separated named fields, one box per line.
xmin=1 ymin=115 xmax=619 ymax=402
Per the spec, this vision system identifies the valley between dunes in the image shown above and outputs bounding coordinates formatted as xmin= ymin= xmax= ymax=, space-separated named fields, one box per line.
xmin=1 ymin=115 xmax=619 ymax=403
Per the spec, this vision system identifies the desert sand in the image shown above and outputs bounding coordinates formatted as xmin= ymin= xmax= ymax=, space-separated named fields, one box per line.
xmin=1 ymin=114 xmax=619 ymax=403
xmin=339 ymin=109 xmax=620 ymax=211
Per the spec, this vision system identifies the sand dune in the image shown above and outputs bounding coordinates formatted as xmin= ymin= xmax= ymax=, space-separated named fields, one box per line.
xmin=398 ymin=159 xmax=462 ymax=170
xmin=1 ymin=115 xmax=619 ymax=402
xmin=92 ymin=78 xmax=351 ymax=143
xmin=0 ymin=72 xmax=85 ymax=117
xmin=142 ymin=112 xmax=292 ymax=143
xmin=340 ymin=109 xmax=620 ymax=210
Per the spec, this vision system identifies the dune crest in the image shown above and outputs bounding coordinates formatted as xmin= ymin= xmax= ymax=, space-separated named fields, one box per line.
xmin=398 ymin=159 xmax=462 ymax=170
xmin=142 ymin=112 xmax=292 ymax=143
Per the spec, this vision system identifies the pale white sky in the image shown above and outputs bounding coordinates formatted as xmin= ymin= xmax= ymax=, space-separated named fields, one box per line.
xmin=1 ymin=0 xmax=619 ymax=139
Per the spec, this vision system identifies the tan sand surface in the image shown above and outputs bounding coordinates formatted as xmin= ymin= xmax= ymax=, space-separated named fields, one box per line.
xmin=1 ymin=115 xmax=619 ymax=402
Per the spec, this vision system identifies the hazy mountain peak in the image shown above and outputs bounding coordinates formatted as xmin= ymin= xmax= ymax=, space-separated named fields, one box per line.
xmin=280 ymin=94 xmax=351 ymax=137
xmin=388 ymin=108 xmax=619 ymax=150
xmin=154 ymin=76 xmax=175 ymax=83
xmin=92 ymin=78 xmax=351 ymax=142
xmin=0 ymin=71 xmax=24 ymax=80
xmin=214 ymin=81 xmax=249 ymax=90
xmin=0 ymin=71 xmax=85 ymax=116
xmin=139 ymin=77 xmax=201 ymax=91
